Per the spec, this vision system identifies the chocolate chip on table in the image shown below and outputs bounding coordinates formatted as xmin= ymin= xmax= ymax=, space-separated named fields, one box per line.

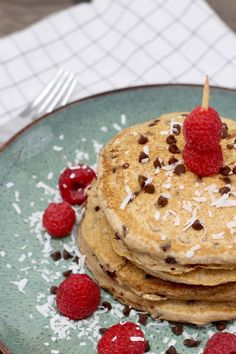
xmin=219 ymin=186 xmax=231 ymax=195
xmin=63 ymin=249 xmax=73 ymax=260
xmin=165 ymin=256 xmax=177 ymax=264
xmin=50 ymin=286 xmax=58 ymax=295
xmin=122 ymin=163 xmax=129 ymax=169
xmin=233 ymin=166 xmax=236 ymax=174
xmin=168 ymin=144 xmax=180 ymax=154
xmin=73 ymin=255 xmax=80 ymax=264
xmin=63 ymin=270 xmax=72 ymax=277
xmin=138 ymin=313 xmax=148 ymax=326
xmin=165 ymin=345 xmax=178 ymax=354
xmin=171 ymin=324 xmax=183 ymax=336
xmin=222 ymin=122 xmax=228 ymax=139
xmin=153 ymin=157 xmax=162 ymax=168
xmin=50 ymin=251 xmax=61 ymax=262
xmin=220 ymin=166 xmax=231 ymax=176
xmin=168 ymin=156 xmax=178 ymax=165
xmin=215 ymin=321 xmax=227 ymax=331
xmin=227 ymin=144 xmax=234 ymax=149
xmin=174 ymin=164 xmax=186 ymax=176
xmin=139 ymin=151 xmax=149 ymax=163
xmin=138 ymin=175 xmax=148 ymax=188
xmin=123 ymin=306 xmax=132 ymax=317
xmin=157 ymin=195 xmax=168 ymax=207
xmin=173 ymin=123 xmax=181 ymax=135
xmin=99 ymin=328 xmax=107 ymax=335
xmin=192 ymin=219 xmax=204 ymax=230
xmin=143 ymin=184 xmax=155 ymax=194
xmin=166 ymin=134 xmax=177 ymax=145
xmin=183 ymin=339 xmax=201 ymax=348
xmin=102 ymin=301 xmax=112 ymax=311
xmin=94 ymin=205 xmax=100 ymax=212
xmin=144 ymin=340 xmax=150 ymax=352
xmin=138 ymin=135 xmax=148 ymax=144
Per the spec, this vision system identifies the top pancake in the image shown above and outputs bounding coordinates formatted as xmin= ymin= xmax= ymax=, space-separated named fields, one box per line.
xmin=97 ymin=112 xmax=236 ymax=265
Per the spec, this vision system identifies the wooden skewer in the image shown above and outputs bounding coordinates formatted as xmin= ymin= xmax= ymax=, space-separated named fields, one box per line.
xmin=201 ymin=75 xmax=209 ymax=110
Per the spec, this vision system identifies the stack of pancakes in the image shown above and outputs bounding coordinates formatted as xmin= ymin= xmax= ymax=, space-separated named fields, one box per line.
xmin=78 ymin=112 xmax=236 ymax=325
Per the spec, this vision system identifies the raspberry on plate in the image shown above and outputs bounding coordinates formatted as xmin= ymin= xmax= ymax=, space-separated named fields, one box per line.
xmin=183 ymin=144 xmax=223 ymax=177
xmin=43 ymin=202 xmax=76 ymax=238
xmin=56 ymin=274 xmax=100 ymax=320
xmin=203 ymin=332 xmax=236 ymax=354
xmin=97 ymin=322 xmax=147 ymax=354
xmin=59 ymin=164 xmax=96 ymax=205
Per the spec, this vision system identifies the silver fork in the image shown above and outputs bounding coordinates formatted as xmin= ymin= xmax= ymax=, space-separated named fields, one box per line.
xmin=20 ymin=68 xmax=77 ymax=120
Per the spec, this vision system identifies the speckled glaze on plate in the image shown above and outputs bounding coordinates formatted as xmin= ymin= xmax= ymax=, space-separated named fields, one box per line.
xmin=1 ymin=84 xmax=236 ymax=354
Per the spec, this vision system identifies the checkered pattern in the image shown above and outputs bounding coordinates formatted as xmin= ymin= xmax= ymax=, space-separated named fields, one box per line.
xmin=1 ymin=0 xmax=236 ymax=143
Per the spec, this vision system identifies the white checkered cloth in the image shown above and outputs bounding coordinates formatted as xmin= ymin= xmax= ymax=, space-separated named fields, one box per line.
xmin=1 ymin=0 xmax=236 ymax=143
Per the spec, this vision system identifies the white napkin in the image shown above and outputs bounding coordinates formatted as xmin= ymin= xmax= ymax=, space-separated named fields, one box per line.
xmin=1 ymin=0 xmax=236 ymax=143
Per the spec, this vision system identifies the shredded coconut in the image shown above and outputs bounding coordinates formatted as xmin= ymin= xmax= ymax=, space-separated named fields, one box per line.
xmin=186 ymin=245 xmax=201 ymax=258
xmin=121 ymin=114 xmax=127 ymax=125
xmin=10 ymin=278 xmax=28 ymax=293
xmin=53 ymin=146 xmax=63 ymax=151
xmin=211 ymin=232 xmax=225 ymax=239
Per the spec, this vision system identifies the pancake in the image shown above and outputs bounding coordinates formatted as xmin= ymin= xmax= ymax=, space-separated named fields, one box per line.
xmin=78 ymin=190 xmax=236 ymax=324
xmin=78 ymin=184 xmax=236 ymax=303
xmin=97 ymin=112 xmax=236 ymax=267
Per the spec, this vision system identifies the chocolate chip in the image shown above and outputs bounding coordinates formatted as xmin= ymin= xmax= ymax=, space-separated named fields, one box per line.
xmin=145 ymin=274 xmax=154 ymax=279
xmin=165 ymin=345 xmax=178 ymax=354
xmin=94 ymin=206 xmax=100 ymax=212
xmin=144 ymin=340 xmax=150 ymax=352
xmin=171 ymin=324 xmax=183 ymax=336
xmin=233 ymin=166 xmax=236 ymax=174
xmin=166 ymin=134 xmax=177 ymax=145
xmin=168 ymin=156 xmax=178 ymax=165
xmin=165 ymin=256 xmax=177 ymax=264
xmin=102 ymin=301 xmax=112 ymax=311
xmin=227 ymin=144 xmax=234 ymax=149
xmin=174 ymin=164 xmax=186 ymax=176
xmin=148 ymin=120 xmax=160 ymax=127
xmin=220 ymin=166 xmax=231 ymax=176
xmin=50 ymin=286 xmax=58 ymax=295
xmin=216 ymin=321 xmax=227 ymax=331
xmin=138 ymin=135 xmax=148 ymax=144
xmin=168 ymin=144 xmax=180 ymax=154
xmin=143 ymin=184 xmax=155 ymax=194
xmin=138 ymin=313 xmax=148 ymax=326
xmin=63 ymin=249 xmax=73 ymax=260
xmin=192 ymin=219 xmax=203 ymax=230
xmin=63 ymin=270 xmax=72 ymax=277
xmin=106 ymin=271 xmax=116 ymax=279
xmin=99 ymin=328 xmax=107 ymax=335
xmin=73 ymin=255 xmax=80 ymax=264
xmin=173 ymin=124 xmax=181 ymax=135
xmin=157 ymin=195 xmax=168 ymax=207
xmin=50 ymin=251 xmax=61 ymax=262
xmin=183 ymin=339 xmax=201 ymax=348
xmin=219 ymin=186 xmax=231 ymax=195
xmin=112 ymin=167 xmax=116 ymax=173
xmin=115 ymin=232 xmax=121 ymax=240
xmin=123 ymin=306 xmax=132 ymax=316
xmin=122 ymin=163 xmax=129 ymax=169
xmin=220 ymin=176 xmax=231 ymax=184
xmin=153 ymin=157 xmax=162 ymax=168
xmin=161 ymin=243 xmax=171 ymax=252
xmin=138 ymin=175 xmax=148 ymax=188
xmin=139 ymin=151 xmax=149 ymax=163
xmin=222 ymin=122 xmax=229 ymax=139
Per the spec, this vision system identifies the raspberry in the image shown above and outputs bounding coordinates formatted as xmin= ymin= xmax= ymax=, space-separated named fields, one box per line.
xmin=97 ymin=322 xmax=147 ymax=354
xmin=43 ymin=202 xmax=76 ymax=238
xmin=56 ymin=274 xmax=100 ymax=320
xmin=183 ymin=144 xmax=223 ymax=177
xmin=183 ymin=106 xmax=222 ymax=151
xmin=203 ymin=332 xmax=236 ymax=354
xmin=59 ymin=164 xmax=96 ymax=205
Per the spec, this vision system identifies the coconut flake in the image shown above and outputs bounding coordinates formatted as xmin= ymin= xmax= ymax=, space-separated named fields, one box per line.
xmin=6 ymin=182 xmax=14 ymax=188
xmin=211 ymin=232 xmax=225 ymax=239
xmin=192 ymin=197 xmax=207 ymax=203
xmin=130 ymin=336 xmax=145 ymax=342
xmin=120 ymin=192 xmax=134 ymax=210
xmin=211 ymin=193 xmax=236 ymax=208
xmin=160 ymin=131 xmax=169 ymax=135
xmin=141 ymin=158 xmax=149 ymax=163
xmin=155 ymin=211 xmax=160 ymax=221
xmin=113 ymin=123 xmax=122 ymax=131
xmin=183 ymin=208 xmax=198 ymax=231
xmin=143 ymin=145 xmax=149 ymax=155
xmin=204 ymin=184 xmax=218 ymax=192
xmin=10 ymin=278 xmax=28 ymax=293
xmin=121 ymin=114 xmax=127 ymax=125
xmin=155 ymin=167 xmax=161 ymax=175
xmin=12 ymin=203 xmax=21 ymax=214
xmin=100 ymin=126 xmax=108 ymax=132
xmin=47 ymin=172 xmax=54 ymax=180
xmin=186 ymin=245 xmax=201 ymax=258
xmin=183 ymin=201 xmax=192 ymax=213
xmin=53 ymin=145 xmax=63 ymax=151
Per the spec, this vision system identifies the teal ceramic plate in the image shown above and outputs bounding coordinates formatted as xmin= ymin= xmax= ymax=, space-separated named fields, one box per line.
xmin=1 ymin=84 xmax=236 ymax=354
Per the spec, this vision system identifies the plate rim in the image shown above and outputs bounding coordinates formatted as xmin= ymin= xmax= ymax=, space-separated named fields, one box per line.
xmin=1 ymin=83 xmax=236 ymax=154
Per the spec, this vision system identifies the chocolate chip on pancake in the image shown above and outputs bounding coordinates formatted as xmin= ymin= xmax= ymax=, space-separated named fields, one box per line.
xmin=94 ymin=206 xmax=100 ymax=212
xmin=174 ymin=164 xmax=186 ymax=176
xmin=115 ymin=232 xmax=121 ymax=240
xmin=153 ymin=157 xmax=162 ymax=168
xmin=233 ymin=166 xmax=236 ymax=174
xmin=166 ymin=134 xmax=177 ymax=145
xmin=122 ymin=163 xmax=129 ymax=169
xmin=192 ymin=219 xmax=204 ymax=230
xmin=220 ymin=166 xmax=231 ymax=176
xmin=173 ymin=123 xmax=181 ymax=135
xmin=222 ymin=122 xmax=228 ymax=138
xmin=168 ymin=144 xmax=180 ymax=154
xmin=138 ymin=135 xmax=148 ymax=144
xmin=219 ymin=186 xmax=231 ymax=195
xmin=157 ymin=195 xmax=168 ymax=207
xmin=138 ymin=175 xmax=148 ymax=188
xmin=227 ymin=144 xmax=234 ymax=149
xmin=183 ymin=339 xmax=201 ymax=348
xmin=220 ymin=176 xmax=231 ymax=184
xmin=138 ymin=151 xmax=149 ymax=163
xmin=143 ymin=183 xmax=155 ymax=194
xmin=165 ymin=256 xmax=177 ymax=264
xmin=168 ymin=156 xmax=178 ymax=165
xmin=106 ymin=270 xmax=116 ymax=279
xmin=112 ymin=167 xmax=116 ymax=173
